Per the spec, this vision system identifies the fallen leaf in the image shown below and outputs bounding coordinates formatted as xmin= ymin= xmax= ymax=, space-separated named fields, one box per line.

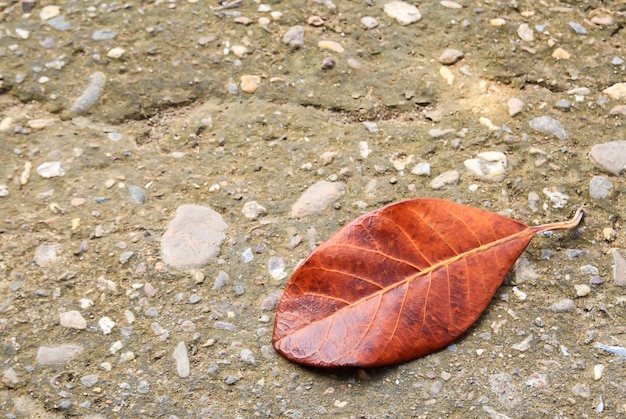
xmin=272 ymin=198 xmax=582 ymax=367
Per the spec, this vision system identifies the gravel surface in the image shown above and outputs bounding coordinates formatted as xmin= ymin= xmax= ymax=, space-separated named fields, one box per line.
xmin=1 ymin=0 xmax=625 ymax=417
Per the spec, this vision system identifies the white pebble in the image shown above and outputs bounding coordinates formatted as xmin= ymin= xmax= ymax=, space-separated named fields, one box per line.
xmin=98 ymin=317 xmax=116 ymax=334
xmin=383 ymin=1 xmax=422 ymax=25
xmin=411 ymin=162 xmax=431 ymax=176
xmin=593 ymin=364 xmax=604 ymax=380
xmin=107 ymin=47 xmax=125 ymax=58
xmin=463 ymin=151 xmax=507 ymax=181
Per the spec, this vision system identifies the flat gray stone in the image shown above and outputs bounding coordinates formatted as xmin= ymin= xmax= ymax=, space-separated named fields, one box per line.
xmin=589 ymin=176 xmax=613 ymax=199
xmin=529 ymin=116 xmax=567 ymax=140
xmin=589 ymin=141 xmax=626 ymax=176
xmin=161 ymin=204 xmax=228 ymax=270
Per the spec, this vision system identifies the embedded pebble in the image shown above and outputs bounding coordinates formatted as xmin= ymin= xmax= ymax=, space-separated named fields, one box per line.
xmin=556 ymin=99 xmax=571 ymax=111
xmin=291 ymin=181 xmax=345 ymax=217
xmin=515 ymin=256 xmax=539 ymax=284
xmin=568 ymin=21 xmax=587 ymax=35
xmin=173 ymin=341 xmax=190 ymax=378
xmin=40 ymin=5 xmax=61 ymax=21
xmin=261 ymin=290 xmax=283 ymax=311
xmin=318 ymin=40 xmax=344 ymax=53
xmin=92 ymin=29 xmax=117 ymax=41
xmin=612 ymin=249 xmax=626 ymax=286
xmin=440 ymin=1 xmax=462 ymax=8
xmin=508 ymin=98 xmax=524 ymax=116
xmin=37 ymin=161 xmax=65 ymax=178
xmin=361 ymin=17 xmax=379 ymax=29
xmin=490 ymin=18 xmax=506 ymax=27
xmin=283 ymin=26 xmax=304 ymax=48
xmin=580 ymin=265 xmax=599 ymax=275
xmin=321 ymin=57 xmax=335 ymax=70
xmin=358 ymin=141 xmax=371 ymax=158
xmin=589 ymin=141 xmax=626 ymax=175
xmin=603 ymin=227 xmax=616 ymax=242
xmin=603 ymin=83 xmax=626 ymax=100
xmin=268 ymin=256 xmax=287 ymax=280
xmin=240 ymin=75 xmax=261 ymax=93
xmin=439 ymin=66 xmax=454 ymax=85
xmin=552 ymin=47 xmax=571 ymax=60
xmin=119 ymin=251 xmax=134 ymax=264
xmin=81 ymin=375 xmax=99 ymax=388
xmin=543 ymin=187 xmax=569 ymax=208
xmin=36 ymin=344 xmax=84 ymax=365
xmin=99 ymin=317 xmax=116 ymax=334
xmin=438 ymin=48 xmax=464 ymax=65
xmin=566 ymin=249 xmax=586 ymax=259
xmin=430 ymin=170 xmax=459 ymax=189
xmin=242 ymin=248 xmax=254 ymax=263
xmin=517 ymin=23 xmax=534 ymax=41
xmin=572 ymin=383 xmax=590 ymax=398
xmin=213 ymin=271 xmax=229 ymax=291
xmin=411 ymin=162 xmax=431 ymax=176
xmin=549 ymin=298 xmax=575 ymax=312
xmin=71 ymin=72 xmax=106 ymax=114
xmin=161 ymin=204 xmax=228 ymax=269
xmin=128 ymin=185 xmax=147 ymax=204
xmin=34 ymin=243 xmax=59 ymax=266
xmin=529 ymin=116 xmax=567 ymax=140
xmin=242 ymin=201 xmax=267 ymax=220
xmin=60 ymin=310 xmax=87 ymax=330
xmin=362 ymin=121 xmax=378 ymax=133
xmin=383 ymin=1 xmax=422 ymax=25
xmin=574 ymin=284 xmax=590 ymax=297
xmin=463 ymin=151 xmax=507 ymax=181
xmin=240 ymin=349 xmax=256 ymax=365
xmin=593 ymin=364 xmax=604 ymax=380
xmin=589 ymin=176 xmax=613 ymax=199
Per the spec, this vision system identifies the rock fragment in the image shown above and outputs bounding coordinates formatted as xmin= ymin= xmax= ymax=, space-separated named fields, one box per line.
xmin=36 ymin=345 xmax=83 ymax=365
xmin=291 ymin=181 xmax=345 ymax=217
xmin=283 ymin=25 xmax=304 ymax=48
xmin=70 ymin=72 xmax=106 ymax=114
xmin=161 ymin=204 xmax=228 ymax=270
xmin=383 ymin=1 xmax=422 ymax=25
xmin=589 ymin=141 xmax=626 ymax=175
xmin=529 ymin=116 xmax=567 ymax=140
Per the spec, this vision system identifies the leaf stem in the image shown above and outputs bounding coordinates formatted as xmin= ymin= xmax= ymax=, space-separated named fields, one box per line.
xmin=533 ymin=208 xmax=584 ymax=234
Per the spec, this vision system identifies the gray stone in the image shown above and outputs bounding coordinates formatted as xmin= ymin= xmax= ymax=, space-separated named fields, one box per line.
xmin=283 ymin=26 xmax=305 ymax=49
xmin=568 ymin=21 xmax=587 ymax=35
xmin=589 ymin=141 xmax=626 ymax=175
xmin=549 ymin=298 xmax=575 ymax=312
xmin=161 ymin=204 xmax=228 ymax=269
xmin=70 ymin=72 xmax=106 ymax=115
xmin=212 ymin=271 xmax=229 ymax=291
xmin=529 ymin=116 xmax=567 ymax=140
xmin=438 ymin=48 xmax=464 ymax=65
xmin=128 ymin=185 xmax=147 ymax=204
xmin=92 ymin=29 xmax=117 ymax=40
xmin=589 ymin=176 xmax=613 ymax=199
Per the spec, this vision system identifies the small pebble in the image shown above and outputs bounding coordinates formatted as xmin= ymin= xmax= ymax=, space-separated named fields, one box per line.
xmin=555 ymin=99 xmax=571 ymax=111
xmin=589 ymin=176 xmax=613 ymax=199
xmin=128 ymin=185 xmax=147 ymax=204
xmin=242 ymin=248 xmax=254 ymax=262
xmin=463 ymin=151 xmax=507 ymax=181
xmin=568 ymin=21 xmax=587 ymax=35
xmin=603 ymin=227 xmax=616 ymax=242
xmin=589 ymin=141 xmax=626 ymax=175
xmin=438 ymin=48 xmax=464 ymax=65
xmin=173 ymin=341 xmax=190 ymax=378
xmin=321 ymin=57 xmax=335 ymax=70
xmin=60 ymin=310 xmax=87 ymax=329
xmin=593 ymin=364 xmax=604 ymax=380
xmin=36 ymin=344 xmax=83 ymax=365
xmin=318 ymin=40 xmax=344 ymax=53
xmin=574 ymin=284 xmax=590 ymax=297
xmin=37 ymin=161 xmax=65 ymax=178
xmin=603 ymin=83 xmax=626 ymax=100
xmin=242 ymin=201 xmax=267 ymax=220
xmin=283 ymin=26 xmax=305 ymax=49
xmin=99 ymin=317 xmax=116 ymax=334
xmin=552 ymin=47 xmax=571 ymax=60
xmin=71 ymin=72 xmax=106 ymax=114
xmin=362 ymin=121 xmax=378 ymax=133
xmin=549 ymin=298 xmax=575 ymax=312
xmin=291 ymin=181 xmax=345 ymax=217
xmin=508 ymin=98 xmax=524 ymax=116
xmin=612 ymin=249 xmax=626 ymax=286
xmin=430 ymin=170 xmax=459 ymax=189
xmin=361 ymin=17 xmax=379 ymax=29
xmin=268 ymin=257 xmax=287 ymax=280
xmin=240 ymin=75 xmax=261 ymax=93
xmin=517 ymin=23 xmax=534 ymax=41
xmin=411 ymin=162 xmax=431 ymax=176
xmin=383 ymin=1 xmax=422 ymax=25
xmin=213 ymin=271 xmax=229 ymax=291
xmin=529 ymin=116 xmax=567 ymax=141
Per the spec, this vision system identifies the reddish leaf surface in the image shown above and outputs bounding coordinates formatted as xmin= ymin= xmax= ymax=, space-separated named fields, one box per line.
xmin=273 ymin=198 xmax=583 ymax=368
